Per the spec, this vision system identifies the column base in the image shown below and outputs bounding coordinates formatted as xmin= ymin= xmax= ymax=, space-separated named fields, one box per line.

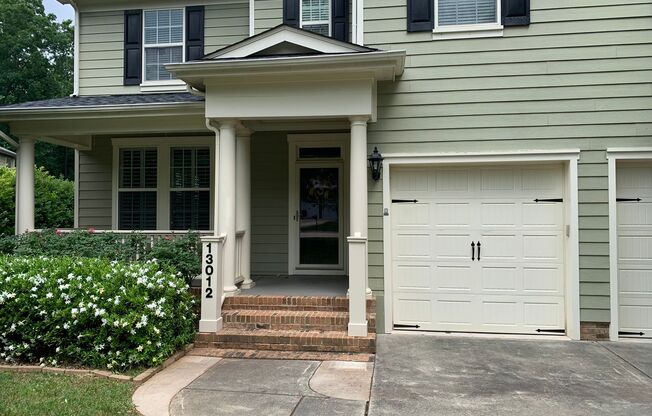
xmin=199 ymin=317 xmax=223 ymax=333
xmin=348 ymin=321 xmax=369 ymax=337
xmin=224 ymin=286 xmax=241 ymax=297
xmin=241 ymin=280 xmax=256 ymax=290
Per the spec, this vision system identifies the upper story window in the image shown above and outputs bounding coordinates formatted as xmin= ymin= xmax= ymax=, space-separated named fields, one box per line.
xmin=435 ymin=0 xmax=499 ymax=29
xmin=143 ymin=9 xmax=184 ymax=82
xmin=301 ymin=0 xmax=331 ymax=36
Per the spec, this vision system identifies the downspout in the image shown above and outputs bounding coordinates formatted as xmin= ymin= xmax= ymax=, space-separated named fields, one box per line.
xmin=186 ymin=84 xmax=206 ymax=97
xmin=63 ymin=0 xmax=81 ymax=97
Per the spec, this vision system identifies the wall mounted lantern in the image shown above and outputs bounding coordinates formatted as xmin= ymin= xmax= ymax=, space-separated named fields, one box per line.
xmin=368 ymin=147 xmax=384 ymax=181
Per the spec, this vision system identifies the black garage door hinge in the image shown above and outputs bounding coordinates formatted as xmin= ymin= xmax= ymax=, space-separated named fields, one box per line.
xmin=534 ymin=198 xmax=563 ymax=203
xmin=394 ymin=324 xmax=421 ymax=329
xmin=392 ymin=199 xmax=418 ymax=203
xmin=536 ymin=328 xmax=566 ymax=334
xmin=619 ymin=331 xmax=645 ymax=336
xmin=616 ymin=198 xmax=642 ymax=202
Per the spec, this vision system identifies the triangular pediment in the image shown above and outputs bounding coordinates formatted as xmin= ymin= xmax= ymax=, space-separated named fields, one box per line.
xmin=204 ymin=25 xmax=376 ymax=60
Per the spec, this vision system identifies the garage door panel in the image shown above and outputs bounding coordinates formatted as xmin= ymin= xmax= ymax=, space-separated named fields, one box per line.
xmin=617 ymin=163 xmax=652 ymax=338
xmin=392 ymin=203 xmax=430 ymax=226
xmin=391 ymin=165 xmax=567 ymax=335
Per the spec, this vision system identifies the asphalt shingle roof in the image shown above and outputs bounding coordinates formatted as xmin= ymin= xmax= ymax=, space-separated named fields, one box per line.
xmin=0 ymin=93 xmax=204 ymax=110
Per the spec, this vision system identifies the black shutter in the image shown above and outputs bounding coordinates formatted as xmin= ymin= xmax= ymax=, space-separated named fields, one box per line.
xmin=331 ymin=0 xmax=348 ymax=41
xmin=502 ymin=0 xmax=530 ymax=26
xmin=283 ymin=0 xmax=300 ymax=28
xmin=186 ymin=6 xmax=205 ymax=61
xmin=407 ymin=0 xmax=434 ymax=32
xmin=124 ymin=10 xmax=142 ymax=86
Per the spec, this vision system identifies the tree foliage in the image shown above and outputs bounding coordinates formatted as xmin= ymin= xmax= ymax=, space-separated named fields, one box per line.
xmin=0 ymin=0 xmax=75 ymax=180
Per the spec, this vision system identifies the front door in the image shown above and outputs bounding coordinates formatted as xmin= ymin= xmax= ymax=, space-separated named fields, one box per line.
xmin=290 ymin=141 xmax=346 ymax=275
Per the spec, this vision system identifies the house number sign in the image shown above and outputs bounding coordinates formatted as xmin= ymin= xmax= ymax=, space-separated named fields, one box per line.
xmin=202 ymin=242 xmax=218 ymax=300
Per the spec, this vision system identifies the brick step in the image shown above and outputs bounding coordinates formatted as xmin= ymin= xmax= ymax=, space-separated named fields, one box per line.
xmin=223 ymin=295 xmax=376 ymax=312
xmin=189 ymin=348 xmax=375 ymax=362
xmin=222 ymin=309 xmax=376 ymax=333
xmin=196 ymin=329 xmax=376 ymax=354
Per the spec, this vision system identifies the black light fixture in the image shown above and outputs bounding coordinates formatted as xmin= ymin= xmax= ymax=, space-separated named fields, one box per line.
xmin=368 ymin=147 xmax=384 ymax=181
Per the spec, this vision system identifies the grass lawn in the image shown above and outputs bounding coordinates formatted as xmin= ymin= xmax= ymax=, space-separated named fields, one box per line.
xmin=0 ymin=371 xmax=137 ymax=416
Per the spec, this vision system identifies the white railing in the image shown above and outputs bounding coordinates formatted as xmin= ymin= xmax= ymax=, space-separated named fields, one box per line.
xmin=235 ymin=230 xmax=245 ymax=284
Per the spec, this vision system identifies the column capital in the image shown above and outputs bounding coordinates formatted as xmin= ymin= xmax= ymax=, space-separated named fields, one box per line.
xmin=19 ymin=136 xmax=36 ymax=145
xmin=236 ymin=126 xmax=253 ymax=139
xmin=207 ymin=118 xmax=239 ymax=129
xmin=349 ymin=116 xmax=370 ymax=126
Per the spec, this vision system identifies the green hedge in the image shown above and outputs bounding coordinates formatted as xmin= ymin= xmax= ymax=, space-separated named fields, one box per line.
xmin=0 ymin=166 xmax=74 ymax=236
xmin=0 ymin=256 xmax=196 ymax=370
xmin=0 ymin=230 xmax=202 ymax=285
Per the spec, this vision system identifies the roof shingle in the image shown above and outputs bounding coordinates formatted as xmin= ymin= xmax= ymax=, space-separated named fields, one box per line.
xmin=0 ymin=93 xmax=204 ymax=110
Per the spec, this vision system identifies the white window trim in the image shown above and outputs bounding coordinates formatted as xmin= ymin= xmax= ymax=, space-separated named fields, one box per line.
xmin=111 ymin=137 xmax=215 ymax=232
xmin=381 ymin=149 xmax=581 ymax=340
xmin=607 ymin=147 xmax=652 ymax=341
xmin=433 ymin=0 xmax=503 ymax=40
xmin=300 ymin=0 xmax=332 ymax=37
xmin=141 ymin=7 xmax=187 ymax=92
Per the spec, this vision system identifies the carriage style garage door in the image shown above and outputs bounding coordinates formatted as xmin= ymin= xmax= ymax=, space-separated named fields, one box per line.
xmin=617 ymin=163 xmax=652 ymax=339
xmin=390 ymin=165 xmax=567 ymax=335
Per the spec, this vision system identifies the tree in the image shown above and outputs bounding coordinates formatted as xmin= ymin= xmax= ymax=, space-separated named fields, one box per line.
xmin=0 ymin=0 xmax=74 ymax=180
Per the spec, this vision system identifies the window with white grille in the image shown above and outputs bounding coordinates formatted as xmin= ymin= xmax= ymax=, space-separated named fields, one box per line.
xmin=143 ymin=9 xmax=184 ymax=82
xmin=436 ymin=0 xmax=498 ymax=27
xmin=301 ymin=0 xmax=331 ymax=36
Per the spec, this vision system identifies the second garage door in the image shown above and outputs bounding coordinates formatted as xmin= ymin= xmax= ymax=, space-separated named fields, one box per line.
xmin=391 ymin=165 xmax=567 ymax=335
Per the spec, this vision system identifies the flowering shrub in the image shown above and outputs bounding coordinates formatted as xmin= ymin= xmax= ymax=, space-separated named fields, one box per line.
xmin=0 ymin=256 xmax=196 ymax=370
xmin=0 ymin=230 xmax=202 ymax=285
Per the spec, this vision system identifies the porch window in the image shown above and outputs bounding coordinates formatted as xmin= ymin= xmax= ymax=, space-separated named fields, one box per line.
xmin=170 ymin=148 xmax=210 ymax=230
xmin=436 ymin=0 xmax=498 ymax=27
xmin=301 ymin=0 xmax=331 ymax=36
xmin=118 ymin=149 xmax=157 ymax=230
xmin=143 ymin=9 xmax=184 ymax=82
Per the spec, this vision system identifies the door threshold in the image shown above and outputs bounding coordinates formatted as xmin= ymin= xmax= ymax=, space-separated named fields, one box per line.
xmin=389 ymin=329 xmax=571 ymax=341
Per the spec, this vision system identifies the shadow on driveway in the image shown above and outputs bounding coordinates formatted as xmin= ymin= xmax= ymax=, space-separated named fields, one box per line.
xmin=369 ymin=334 xmax=652 ymax=416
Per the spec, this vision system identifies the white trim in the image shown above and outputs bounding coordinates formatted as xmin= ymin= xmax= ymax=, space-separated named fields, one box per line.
xmin=381 ymin=149 xmax=581 ymax=339
xmin=287 ymin=134 xmax=349 ymax=276
xmin=354 ymin=0 xmax=364 ymax=45
xmin=140 ymin=80 xmax=186 ymax=93
xmin=69 ymin=0 xmax=80 ymax=96
xmin=111 ymin=137 xmax=215 ymax=231
xmin=249 ymin=0 xmax=255 ymax=36
xmin=433 ymin=0 xmax=503 ymax=40
xmin=607 ymin=148 xmax=652 ymax=341
xmin=74 ymin=149 xmax=80 ymax=228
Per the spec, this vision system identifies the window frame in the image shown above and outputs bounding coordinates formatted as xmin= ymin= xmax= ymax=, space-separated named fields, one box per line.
xmin=300 ymin=0 xmax=332 ymax=37
xmin=433 ymin=0 xmax=503 ymax=38
xmin=169 ymin=147 xmax=212 ymax=231
xmin=141 ymin=7 xmax=186 ymax=87
xmin=117 ymin=148 xmax=159 ymax=230
xmin=112 ymin=137 xmax=215 ymax=232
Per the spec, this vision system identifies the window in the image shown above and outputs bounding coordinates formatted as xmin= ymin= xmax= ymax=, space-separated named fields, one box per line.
xmin=301 ymin=0 xmax=330 ymax=36
xmin=118 ymin=149 xmax=157 ymax=230
xmin=144 ymin=9 xmax=184 ymax=82
xmin=170 ymin=148 xmax=211 ymax=230
xmin=436 ymin=0 xmax=499 ymax=27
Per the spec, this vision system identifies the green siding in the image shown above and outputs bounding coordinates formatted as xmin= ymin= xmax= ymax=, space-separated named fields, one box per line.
xmin=365 ymin=0 xmax=652 ymax=328
xmin=78 ymin=2 xmax=250 ymax=96
xmin=251 ymin=132 xmax=289 ymax=276
xmin=78 ymin=138 xmax=112 ymax=229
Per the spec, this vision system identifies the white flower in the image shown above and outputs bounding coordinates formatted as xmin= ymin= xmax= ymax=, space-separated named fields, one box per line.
xmin=136 ymin=345 xmax=144 ymax=352
xmin=63 ymin=323 xmax=70 ymax=330
xmin=45 ymin=292 xmax=53 ymax=299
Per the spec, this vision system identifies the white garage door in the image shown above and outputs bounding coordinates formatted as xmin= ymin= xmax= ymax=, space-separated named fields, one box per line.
xmin=617 ymin=163 xmax=652 ymax=339
xmin=391 ymin=165 xmax=567 ymax=335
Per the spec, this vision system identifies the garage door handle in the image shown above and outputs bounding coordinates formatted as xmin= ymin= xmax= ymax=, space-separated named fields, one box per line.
xmin=477 ymin=242 xmax=481 ymax=261
xmin=471 ymin=242 xmax=475 ymax=261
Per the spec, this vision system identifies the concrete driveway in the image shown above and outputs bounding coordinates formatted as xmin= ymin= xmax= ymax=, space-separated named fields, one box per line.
xmin=369 ymin=334 xmax=652 ymax=416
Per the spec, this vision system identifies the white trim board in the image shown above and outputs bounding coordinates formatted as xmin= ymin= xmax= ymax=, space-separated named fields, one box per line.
xmin=381 ymin=150 xmax=581 ymax=340
xmin=607 ymin=148 xmax=652 ymax=341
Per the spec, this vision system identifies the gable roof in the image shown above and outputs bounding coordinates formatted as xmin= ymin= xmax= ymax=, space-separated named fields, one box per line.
xmin=204 ymin=24 xmax=377 ymax=60
xmin=0 ymin=93 xmax=203 ymax=111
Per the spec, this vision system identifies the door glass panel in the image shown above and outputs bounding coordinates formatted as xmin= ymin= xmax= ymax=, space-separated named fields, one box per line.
xmin=299 ymin=167 xmax=339 ymax=265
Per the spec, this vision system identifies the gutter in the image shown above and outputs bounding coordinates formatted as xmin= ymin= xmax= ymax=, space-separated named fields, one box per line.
xmin=61 ymin=0 xmax=80 ymax=97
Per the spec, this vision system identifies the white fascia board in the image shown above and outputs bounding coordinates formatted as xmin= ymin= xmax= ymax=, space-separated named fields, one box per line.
xmin=61 ymin=0 xmax=247 ymax=13
xmin=168 ymin=50 xmax=406 ymax=86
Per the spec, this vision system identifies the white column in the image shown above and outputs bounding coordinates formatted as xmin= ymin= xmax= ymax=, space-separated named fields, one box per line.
xmin=16 ymin=137 xmax=35 ymax=234
xmin=348 ymin=116 xmax=369 ymax=337
xmin=237 ymin=129 xmax=255 ymax=289
xmin=218 ymin=120 xmax=240 ymax=296
xmin=199 ymin=235 xmax=225 ymax=333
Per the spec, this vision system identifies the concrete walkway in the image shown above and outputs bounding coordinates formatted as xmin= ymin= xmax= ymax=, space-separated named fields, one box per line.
xmin=134 ymin=357 xmax=373 ymax=416
xmin=369 ymin=334 xmax=652 ymax=416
